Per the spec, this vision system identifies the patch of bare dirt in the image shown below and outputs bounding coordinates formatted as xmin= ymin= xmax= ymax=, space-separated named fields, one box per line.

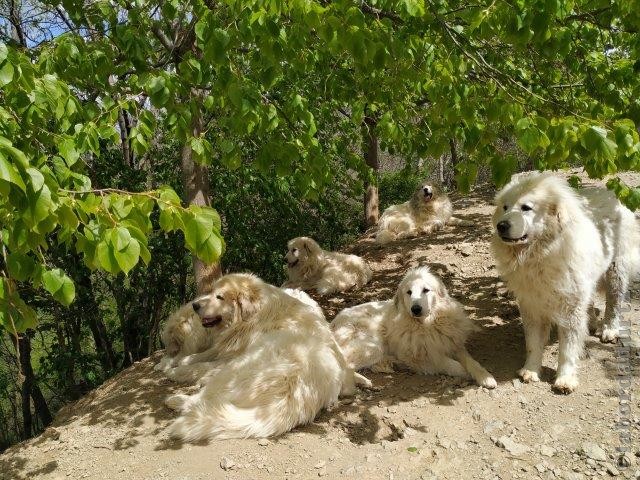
xmin=2 ymin=170 xmax=639 ymax=480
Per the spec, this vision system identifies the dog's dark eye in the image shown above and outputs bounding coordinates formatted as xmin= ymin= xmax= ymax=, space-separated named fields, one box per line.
xmin=521 ymin=204 xmax=533 ymax=212
xmin=216 ymin=294 xmax=224 ymax=300
xmin=406 ymin=290 xmax=412 ymax=295
xmin=503 ymin=205 xmax=508 ymax=211
xmin=423 ymin=288 xmax=430 ymax=293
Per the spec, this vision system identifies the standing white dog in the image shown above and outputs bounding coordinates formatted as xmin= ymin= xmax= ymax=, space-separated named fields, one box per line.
xmin=282 ymin=236 xmax=372 ymax=295
xmin=376 ymin=182 xmax=472 ymax=244
xmin=331 ymin=266 xmax=497 ymax=388
xmin=491 ymin=172 xmax=640 ymax=393
xmin=163 ymin=273 xmax=359 ymax=441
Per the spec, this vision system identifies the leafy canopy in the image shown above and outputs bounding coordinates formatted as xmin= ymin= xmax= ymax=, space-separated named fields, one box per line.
xmin=2 ymin=0 xmax=640 ymax=331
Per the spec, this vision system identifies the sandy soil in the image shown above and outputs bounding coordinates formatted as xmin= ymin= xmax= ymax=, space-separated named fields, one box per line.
xmin=2 ymin=170 xmax=639 ymax=480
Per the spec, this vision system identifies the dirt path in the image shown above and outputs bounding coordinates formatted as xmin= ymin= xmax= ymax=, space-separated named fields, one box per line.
xmin=2 ymin=171 xmax=639 ymax=480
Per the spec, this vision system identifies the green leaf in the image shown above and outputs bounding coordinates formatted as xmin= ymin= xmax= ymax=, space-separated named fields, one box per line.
xmin=6 ymin=253 xmax=35 ymax=282
xmin=42 ymin=268 xmax=76 ymax=306
xmin=113 ymin=237 xmax=140 ymax=275
xmin=0 ymin=61 xmax=13 ymax=86
xmin=0 ymin=152 xmax=26 ymax=191
xmin=96 ymin=241 xmax=120 ymax=274
xmin=0 ymin=43 xmax=7 ymax=63
xmin=58 ymin=137 xmax=80 ymax=166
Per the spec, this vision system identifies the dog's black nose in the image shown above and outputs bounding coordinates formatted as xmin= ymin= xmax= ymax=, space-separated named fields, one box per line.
xmin=411 ymin=304 xmax=422 ymax=316
xmin=497 ymin=220 xmax=510 ymax=235
xmin=192 ymin=302 xmax=201 ymax=312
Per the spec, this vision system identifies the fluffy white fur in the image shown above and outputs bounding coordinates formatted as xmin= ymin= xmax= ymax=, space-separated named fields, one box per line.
xmin=491 ymin=172 xmax=640 ymax=393
xmin=155 ymin=288 xmax=322 ymax=372
xmin=163 ymin=273 xmax=360 ymax=441
xmin=154 ymin=302 xmax=216 ymax=373
xmin=282 ymin=237 xmax=373 ymax=295
xmin=376 ymin=182 xmax=473 ymax=244
xmin=331 ymin=266 xmax=497 ymax=388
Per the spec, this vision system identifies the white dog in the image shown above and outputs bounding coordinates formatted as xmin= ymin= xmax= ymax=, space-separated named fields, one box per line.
xmin=282 ymin=237 xmax=372 ymax=295
xmin=163 ymin=273 xmax=359 ymax=441
xmin=331 ymin=266 xmax=497 ymax=388
xmin=491 ymin=172 xmax=640 ymax=393
xmin=376 ymin=182 xmax=472 ymax=244
xmin=155 ymin=288 xmax=324 ymax=373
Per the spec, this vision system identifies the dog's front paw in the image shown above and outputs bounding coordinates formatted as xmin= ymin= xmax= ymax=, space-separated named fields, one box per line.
xmin=353 ymin=372 xmax=373 ymax=389
xmin=165 ymin=394 xmax=190 ymax=412
xmin=517 ymin=368 xmax=540 ymax=383
xmin=553 ymin=375 xmax=578 ymax=394
xmin=480 ymin=375 xmax=497 ymax=389
xmin=600 ymin=327 xmax=619 ymax=344
xmin=154 ymin=356 xmax=174 ymax=372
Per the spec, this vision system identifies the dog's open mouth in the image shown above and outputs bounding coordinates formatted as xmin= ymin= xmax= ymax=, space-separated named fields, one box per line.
xmin=500 ymin=234 xmax=528 ymax=244
xmin=423 ymin=193 xmax=433 ymax=201
xmin=201 ymin=316 xmax=223 ymax=328
xmin=287 ymin=259 xmax=299 ymax=268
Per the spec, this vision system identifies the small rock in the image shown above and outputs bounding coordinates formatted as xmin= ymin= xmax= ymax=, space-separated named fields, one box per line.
xmin=220 ymin=457 xmax=235 ymax=471
xmin=257 ymin=438 xmax=271 ymax=446
xmin=484 ymin=420 xmax=505 ymax=434
xmin=315 ymin=461 xmax=326 ymax=469
xmin=535 ymin=463 xmax=546 ymax=473
xmin=437 ymin=438 xmax=452 ymax=449
xmin=541 ymin=445 xmax=556 ymax=457
xmin=582 ymin=442 xmax=607 ymax=462
xmin=495 ymin=436 xmax=530 ymax=457
xmin=617 ymin=452 xmax=634 ymax=467
xmin=564 ymin=472 xmax=585 ymax=480
xmin=318 ymin=467 xmax=327 ymax=477
xmin=472 ymin=410 xmax=482 ymax=421
xmin=602 ymin=463 xmax=619 ymax=476
xmin=512 ymin=379 xmax=522 ymax=390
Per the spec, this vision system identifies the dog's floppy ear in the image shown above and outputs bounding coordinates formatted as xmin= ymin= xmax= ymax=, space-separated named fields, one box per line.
xmin=232 ymin=279 xmax=263 ymax=323
xmin=436 ymin=280 xmax=448 ymax=299
xmin=302 ymin=237 xmax=320 ymax=256
xmin=548 ymin=201 xmax=566 ymax=233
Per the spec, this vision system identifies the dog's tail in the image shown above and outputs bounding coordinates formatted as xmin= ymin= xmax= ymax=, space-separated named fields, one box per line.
xmin=375 ymin=229 xmax=396 ymax=245
xmin=447 ymin=216 xmax=474 ymax=227
xmin=169 ymin=401 xmax=295 ymax=441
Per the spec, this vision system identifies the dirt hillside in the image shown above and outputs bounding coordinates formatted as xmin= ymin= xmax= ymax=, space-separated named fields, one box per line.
xmin=2 ymin=170 xmax=639 ymax=480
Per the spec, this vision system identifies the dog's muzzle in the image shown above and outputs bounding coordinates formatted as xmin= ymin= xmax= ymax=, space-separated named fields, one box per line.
xmin=496 ymin=218 xmax=528 ymax=243
xmin=201 ymin=316 xmax=223 ymax=328
xmin=287 ymin=259 xmax=299 ymax=268
xmin=410 ymin=304 xmax=423 ymax=317
xmin=422 ymin=188 xmax=433 ymax=201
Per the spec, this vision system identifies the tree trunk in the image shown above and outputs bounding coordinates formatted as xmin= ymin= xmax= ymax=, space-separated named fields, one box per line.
xmin=16 ymin=334 xmax=52 ymax=439
xmin=447 ymin=138 xmax=459 ymax=189
xmin=363 ymin=116 xmax=380 ymax=227
xmin=181 ymin=114 xmax=221 ymax=294
xmin=117 ymin=110 xmax=134 ymax=167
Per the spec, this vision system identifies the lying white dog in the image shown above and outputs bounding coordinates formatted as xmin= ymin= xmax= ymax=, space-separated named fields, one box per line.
xmin=376 ymin=182 xmax=472 ymax=244
xmin=282 ymin=237 xmax=372 ymax=295
xmin=331 ymin=266 xmax=497 ymax=388
xmin=155 ymin=288 xmax=324 ymax=373
xmin=491 ymin=172 xmax=640 ymax=393
xmin=163 ymin=273 xmax=359 ymax=441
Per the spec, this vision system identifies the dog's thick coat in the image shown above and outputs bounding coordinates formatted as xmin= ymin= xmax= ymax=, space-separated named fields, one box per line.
xmin=376 ymin=182 xmax=472 ymax=244
xmin=491 ymin=173 xmax=640 ymax=393
xmin=163 ymin=274 xmax=356 ymax=441
xmin=155 ymin=288 xmax=322 ymax=372
xmin=331 ymin=266 xmax=496 ymax=388
xmin=282 ymin=237 xmax=372 ymax=295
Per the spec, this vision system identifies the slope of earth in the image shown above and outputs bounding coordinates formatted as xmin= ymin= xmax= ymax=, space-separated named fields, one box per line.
xmin=2 ymin=170 xmax=639 ymax=480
